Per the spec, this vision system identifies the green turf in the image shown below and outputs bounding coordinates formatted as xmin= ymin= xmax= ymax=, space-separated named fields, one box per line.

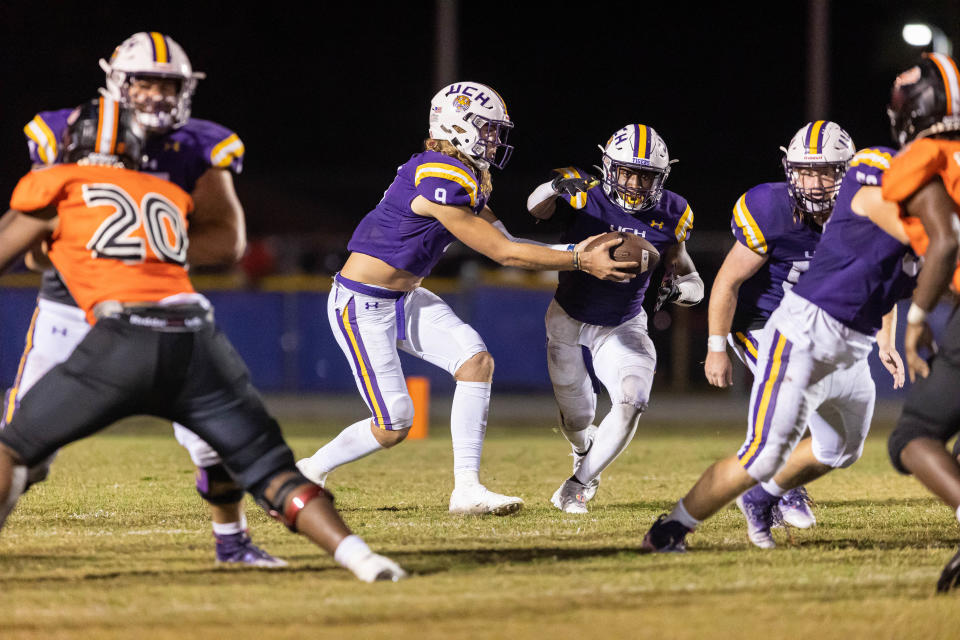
xmin=3 ymin=416 xmax=960 ymax=639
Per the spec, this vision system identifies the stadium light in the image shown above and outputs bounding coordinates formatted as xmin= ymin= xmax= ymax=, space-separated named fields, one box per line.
xmin=902 ymin=23 xmax=953 ymax=56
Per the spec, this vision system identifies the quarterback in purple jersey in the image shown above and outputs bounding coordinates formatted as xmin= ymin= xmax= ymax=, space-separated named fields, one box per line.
xmin=703 ymin=121 xmax=855 ymax=545
xmin=526 ymin=124 xmax=703 ymax=513
xmin=643 ymin=146 xmax=910 ymax=552
xmin=296 ymin=82 xmax=633 ymax=515
xmin=8 ymin=32 xmax=280 ymax=567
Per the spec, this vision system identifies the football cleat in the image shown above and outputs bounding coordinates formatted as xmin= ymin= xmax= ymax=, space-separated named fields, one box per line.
xmin=215 ymin=532 xmax=288 ymax=568
xmin=550 ymin=478 xmax=589 ymax=514
xmin=449 ymin=485 xmax=524 ymax=516
xmin=351 ymin=552 xmax=408 ymax=583
xmin=571 ymin=425 xmax=600 ymax=502
xmin=937 ymin=544 xmax=960 ymax=593
xmin=641 ymin=515 xmax=690 ymax=553
xmin=777 ymin=486 xmax=816 ymax=529
xmin=295 ymin=457 xmax=328 ymax=488
xmin=736 ymin=486 xmax=779 ymax=549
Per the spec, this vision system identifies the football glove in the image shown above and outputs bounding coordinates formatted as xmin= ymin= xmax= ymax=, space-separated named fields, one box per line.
xmin=551 ymin=174 xmax=598 ymax=196
xmin=654 ymin=282 xmax=681 ymax=312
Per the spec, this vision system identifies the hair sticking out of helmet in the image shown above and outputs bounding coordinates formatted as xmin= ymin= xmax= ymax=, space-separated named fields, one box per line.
xmin=428 ymin=81 xmax=514 ymax=171
xmin=599 ymin=124 xmax=673 ymax=213
xmin=888 ymin=53 xmax=960 ymax=147
xmin=780 ymin=121 xmax=855 ymax=225
xmin=61 ymin=98 xmax=146 ymax=169
xmin=99 ymin=32 xmax=205 ymax=134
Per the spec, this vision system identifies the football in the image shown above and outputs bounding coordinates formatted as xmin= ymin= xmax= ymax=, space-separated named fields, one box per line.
xmin=583 ymin=231 xmax=660 ymax=275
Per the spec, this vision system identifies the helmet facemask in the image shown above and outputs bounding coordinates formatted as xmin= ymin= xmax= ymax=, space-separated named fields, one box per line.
xmin=601 ymin=157 xmax=669 ymax=212
xmin=781 ymin=159 xmax=847 ymax=225
xmin=119 ymin=74 xmax=191 ymax=133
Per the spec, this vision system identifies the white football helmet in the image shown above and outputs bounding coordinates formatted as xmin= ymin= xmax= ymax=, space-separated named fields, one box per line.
xmin=428 ymin=81 xmax=513 ymax=171
xmin=99 ymin=32 xmax=205 ymax=133
xmin=781 ymin=121 xmax=855 ymax=224
xmin=599 ymin=124 xmax=673 ymax=212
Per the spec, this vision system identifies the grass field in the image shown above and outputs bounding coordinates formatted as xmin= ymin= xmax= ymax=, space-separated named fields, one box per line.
xmin=3 ymin=410 xmax=960 ymax=639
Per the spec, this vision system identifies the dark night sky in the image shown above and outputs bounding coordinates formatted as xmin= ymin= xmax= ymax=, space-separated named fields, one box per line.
xmin=2 ymin=1 xmax=958 ymax=240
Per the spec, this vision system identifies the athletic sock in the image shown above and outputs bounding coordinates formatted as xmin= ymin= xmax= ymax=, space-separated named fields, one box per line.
xmin=668 ymin=499 xmax=701 ymax=530
xmin=576 ymin=403 xmax=641 ymax=483
xmin=955 ymin=504 xmax=960 ymax=526
xmin=451 ymin=381 xmax=491 ymax=487
xmin=308 ymin=418 xmax=383 ymax=474
xmin=760 ymin=479 xmax=788 ymax=497
xmin=212 ymin=514 xmax=247 ymax=537
xmin=334 ymin=534 xmax=373 ymax=570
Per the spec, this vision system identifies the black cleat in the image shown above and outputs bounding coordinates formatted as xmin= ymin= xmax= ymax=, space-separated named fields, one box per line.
xmin=641 ymin=514 xmax=691 ymax=553
xmin=937 ymin=545 xmax=960 ymax=593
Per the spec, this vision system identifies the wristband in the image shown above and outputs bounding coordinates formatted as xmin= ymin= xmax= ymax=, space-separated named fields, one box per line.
xmin=906 ymin=302 xmax=928 ymax=325
xmin=573 ymin=250 xmax=581 ymax=271
xmin=550 ymin=243 xmax=576 ymax=252
xmin=707 ymin=335 xmax=727 ymax=353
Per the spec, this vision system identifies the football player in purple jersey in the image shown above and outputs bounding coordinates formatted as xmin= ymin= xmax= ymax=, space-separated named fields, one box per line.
xmin=642 ymin=143 xmax=910 ymax=552
xmin=296 ymin=82 xmax=634 ymax=515
xmin=702 ymin=121 xmax=856 ymax=545
xmin=525 ymin=124 xmax=703 ymax=513
xmin=7 ymin=32 xmax=282 ymax=566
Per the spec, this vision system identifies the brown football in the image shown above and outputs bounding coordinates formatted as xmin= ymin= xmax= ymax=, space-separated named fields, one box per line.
xmin=583 ymin=231 xmax=660 ymax=275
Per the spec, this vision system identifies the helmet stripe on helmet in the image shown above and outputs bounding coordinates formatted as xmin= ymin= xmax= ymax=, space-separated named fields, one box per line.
xmin=636 ymin=124 xmax=648 ymax=160
xmin=95 ymin=97 xmax=119 ymax=155
xmin=149 ymin=32 xmax=168 ymax=64
xmin=926 ymin=53 xmax=960 ymax=116
xmin=808 ymin=120 xmax=825 ymax=154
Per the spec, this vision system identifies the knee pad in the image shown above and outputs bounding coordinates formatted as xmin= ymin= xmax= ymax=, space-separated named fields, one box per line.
xmin=555 ymin=390 xmax=595 ymax=430
xmin=382 ymin=394 xmax=414 ymax=431
xmin=195 ymin=463 xmax=244 ymax=505
xmin=888 ymin=418 xmax=946 ymax=474
xmin=614 ymin=370 xmax=652 ymax=411
xmin=250 ymin=469 xmax=333 ymax=532
xmin=814 ymin=441 xmax=865 ymax=470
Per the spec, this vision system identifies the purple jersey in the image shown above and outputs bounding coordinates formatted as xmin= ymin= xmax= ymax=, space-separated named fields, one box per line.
xmin=552 ymin=167 xmax=693 ymax=326
xmin=792 ymin=147 xmax=917 ymax=335
xmin=347 ymin=151 xmax=488 ymax=277
xmin=23 ymin=108 xmax=244 ymax=305
xmin=731 ymin=182 xmax=821 ymax=332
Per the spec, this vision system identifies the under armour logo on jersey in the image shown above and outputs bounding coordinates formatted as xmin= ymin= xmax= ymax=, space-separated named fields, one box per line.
xmin=51 ymin=326 xmax=67 ymax=336
xmin=650 ymin=220 xmax=664 ymax=230
xmin=365 ymin=302 xmax=379 ymax=309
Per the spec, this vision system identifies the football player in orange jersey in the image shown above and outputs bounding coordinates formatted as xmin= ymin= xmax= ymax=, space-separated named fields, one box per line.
xmin=0 ymin=100 xmax=406 ymax=582
xmin=15 ymin=32 xmax=275 ymax=567
xmin=882 ymin=53 xmax=960 ymax=592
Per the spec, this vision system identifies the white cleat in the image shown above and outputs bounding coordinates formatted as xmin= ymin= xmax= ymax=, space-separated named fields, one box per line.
xmin=449 ymin=485 xmax=524 ymax=516
xmin=571 ymin=425 xmax=600 ymax=502
xmin=778 ymin=487 xmax=816 ymax=529
xmin=295 ymin=457 xmax=328 ymax=487
xmin=351 ymin=553 xmax=408 ymax=583
xmin=550 ymin=478 xmax=589 ymax=514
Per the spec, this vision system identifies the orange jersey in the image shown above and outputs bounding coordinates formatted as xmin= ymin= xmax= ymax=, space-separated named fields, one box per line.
xmin=10 ymin=164 xmax=196 ymax=323
xmin=882 ymin=137 xmax=960 ymax=292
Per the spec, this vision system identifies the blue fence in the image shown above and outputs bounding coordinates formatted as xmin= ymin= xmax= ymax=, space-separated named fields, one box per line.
xmin=0 ymin=286 xmax=557 ymax=393
xmin=0 ymin=286 xmax=937 ymax=398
